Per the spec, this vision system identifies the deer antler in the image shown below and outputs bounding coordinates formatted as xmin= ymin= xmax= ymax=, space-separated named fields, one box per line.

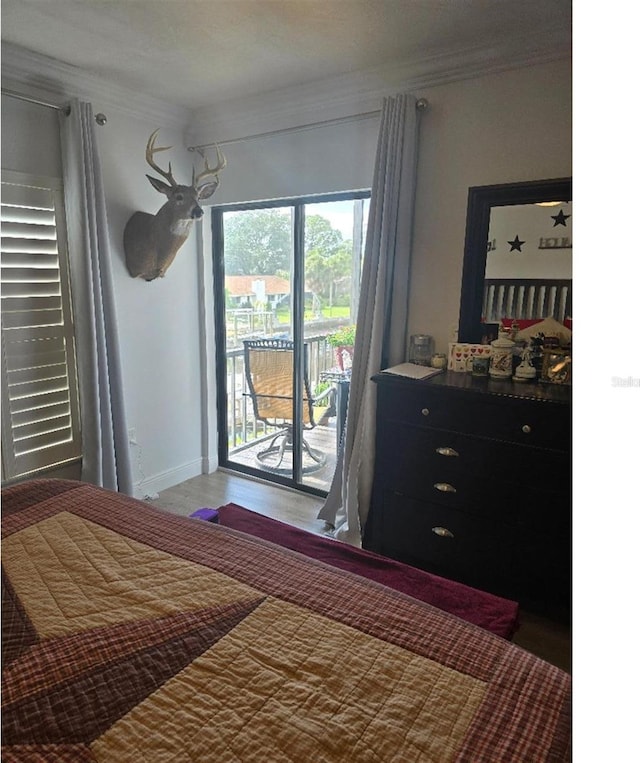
xmin=145 ymin=129 xmax=177 ymax=187
xmin=193 ymin=145 xmax=227 ymax=190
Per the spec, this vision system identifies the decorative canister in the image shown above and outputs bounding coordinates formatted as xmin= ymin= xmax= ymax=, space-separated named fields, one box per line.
xmin=408 ymin=335 xmax=434 ymax=366
xmin=489 ymin=335 xmax=515 ymax=379
xmin=431 ymin=353 xmax=447 ymax=369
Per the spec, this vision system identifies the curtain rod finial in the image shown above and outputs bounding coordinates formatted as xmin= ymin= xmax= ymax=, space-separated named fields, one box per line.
xmin=416 ymin=98 xmax=429 ymax=111
xmin=95 ymin=113 xmax=107 ymax=125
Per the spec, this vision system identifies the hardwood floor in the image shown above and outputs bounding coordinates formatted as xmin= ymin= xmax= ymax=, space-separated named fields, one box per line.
xmin=150 ymin=468 xmax=328 ymax=534
xmin=150 ymin=469 xmax=571 ymax=673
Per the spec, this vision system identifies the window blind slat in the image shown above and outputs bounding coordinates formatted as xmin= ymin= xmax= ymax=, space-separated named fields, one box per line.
xmin=1 ymin=239 xmax=59 ymax=255
xmin=1 ymin=252 xmax=60 ymax=268
xmin=10 ymin=441 xmax=79 ymax=477
xmin=2 ymin=309 xmax=63 ymax=330
xmin=7 ymin=361 xmax=69 ymax=386
xmin=1 ymin=295 xmax=63 ymax=314
xmin=4 ymin=345 xmax=68 ymax=373
xmin=8 ymin=388 xmax=72 ymax=415
xmin=1 ymin=281 xmax=62 ymax=298
xmin=2 ymin=266 xmax=61 ymax=283
xmin=3 ymin=325 xmax=67 ymax=344
xmin=14 ymin=414 xmax=72 ymax=443
xmin=1 ymin=207 xmax=55 ymax=225
xmin=1 ymin=222 xmax=57 ymax=239
xmin=12 ymin=401 xmax=71 ymax=428
xmin=14 ymin=427 xmax=74 ymax=457
xmin=8 ymin=372 xmax=70 ymax=399
xmin=4 ymin=331 xmax=66 ymax=358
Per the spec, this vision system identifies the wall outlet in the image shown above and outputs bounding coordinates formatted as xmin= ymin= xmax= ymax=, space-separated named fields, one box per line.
xmin=128 ymin=428 xmax=137 ymax=444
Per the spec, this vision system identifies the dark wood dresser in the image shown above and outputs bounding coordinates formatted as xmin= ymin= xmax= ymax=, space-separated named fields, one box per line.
xmin=363 ymin=371 xmax=571 ymax=619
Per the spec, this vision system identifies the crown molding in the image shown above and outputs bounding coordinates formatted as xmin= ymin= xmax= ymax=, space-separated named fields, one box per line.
xmin=187 ymin=26 xmax=571 ymax=147
xmin=1 ymin=43 xmax=189 ymax=130
xmin=2 ymin=25 xmax=570 ymax=147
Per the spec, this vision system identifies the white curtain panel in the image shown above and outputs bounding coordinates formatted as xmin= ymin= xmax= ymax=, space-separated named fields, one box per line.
xmin=318 ymin=93 xmax=420 ymax=544
xmin=59 ymin=100 xmax=134 ymax=494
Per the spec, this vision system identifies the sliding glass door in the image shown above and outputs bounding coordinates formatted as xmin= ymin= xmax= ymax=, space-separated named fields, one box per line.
xmin=212 ymin=192 xmax=369 ymax=495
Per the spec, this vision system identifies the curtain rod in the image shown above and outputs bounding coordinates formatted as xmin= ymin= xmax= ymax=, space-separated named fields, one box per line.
xmin=1 ymin=88 xmax=108 ymax=124
xmin=188 ymin=97 xmax=429 ymax=152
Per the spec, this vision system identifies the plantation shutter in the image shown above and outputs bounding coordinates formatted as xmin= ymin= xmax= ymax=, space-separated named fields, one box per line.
xmin=1 ymin=173 xmax=81 ymax=480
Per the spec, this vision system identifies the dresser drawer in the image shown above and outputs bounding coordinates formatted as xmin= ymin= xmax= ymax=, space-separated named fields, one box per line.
xmin=379 ymin=421 xmax=568 ymax=487
xmin=378 ymin=383 xmax=482 ymax=435
xmin=377 ymin=382 xmax=570 ymax=451
xmin=378 ymin=422 xmax=570 ymax=529
xmin=378 ymin=491 xmax=512 ymax=590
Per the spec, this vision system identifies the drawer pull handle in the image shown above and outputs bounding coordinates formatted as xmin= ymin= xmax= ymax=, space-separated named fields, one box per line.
xmin=522 ymin=424 xmax=532 ymax=434
xmin=421 ymin=407 xmax=430 ymax=417
xmin=432 ymin=526 xmax=454 ymax=539
xmin=434 ymin=482 xmax=457 ymax=493
xmin=436 ymin=447 xmax=459 ymax=457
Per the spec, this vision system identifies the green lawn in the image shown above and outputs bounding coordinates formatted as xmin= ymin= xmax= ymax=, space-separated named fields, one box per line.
xmin=275 ymin=305 xmax=350 ymax=323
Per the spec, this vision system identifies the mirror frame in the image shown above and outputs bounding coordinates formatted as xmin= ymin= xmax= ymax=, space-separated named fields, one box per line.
xmin=458 ymin=177 xmax=572 ymax=343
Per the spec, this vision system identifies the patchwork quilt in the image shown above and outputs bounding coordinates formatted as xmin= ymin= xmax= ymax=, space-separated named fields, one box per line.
xmin=1 ymin=479 xmax=571 ymax=761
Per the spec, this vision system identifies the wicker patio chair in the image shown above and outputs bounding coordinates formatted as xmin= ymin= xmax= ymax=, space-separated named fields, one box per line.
xmin=243 ymin=338 xmax=330 ymax=474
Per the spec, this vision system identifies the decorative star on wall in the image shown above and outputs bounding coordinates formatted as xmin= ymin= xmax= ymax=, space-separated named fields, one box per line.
xmin=551 ymin=209 xmax=571 ymax=227
xmin=508 ymin=235 xmax=525 ymax=252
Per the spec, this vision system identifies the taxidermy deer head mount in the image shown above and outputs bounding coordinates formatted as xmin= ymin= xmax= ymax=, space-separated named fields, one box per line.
xmin=124 ymin=129 xmax=226 ymax=281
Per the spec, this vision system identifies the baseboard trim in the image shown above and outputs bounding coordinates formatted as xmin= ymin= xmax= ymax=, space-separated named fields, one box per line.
xmin=133 ymin=459 xmax=203 ymax=501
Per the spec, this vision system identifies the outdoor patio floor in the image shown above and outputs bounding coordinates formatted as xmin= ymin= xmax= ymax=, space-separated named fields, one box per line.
xmin=227 ymin=418 xmax=339 ymax=494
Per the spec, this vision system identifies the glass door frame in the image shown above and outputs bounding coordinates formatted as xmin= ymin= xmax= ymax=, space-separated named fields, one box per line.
xmin=211 ymin=190 xmax=370 ymax=496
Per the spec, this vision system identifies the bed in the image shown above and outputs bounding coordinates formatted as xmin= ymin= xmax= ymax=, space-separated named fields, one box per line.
xmin=1 ymin=478 xmax=571 ymax=761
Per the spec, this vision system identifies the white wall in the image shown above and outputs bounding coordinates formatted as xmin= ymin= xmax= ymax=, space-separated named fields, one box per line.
xmin=99 ymin=116 xmax=206 ymax=495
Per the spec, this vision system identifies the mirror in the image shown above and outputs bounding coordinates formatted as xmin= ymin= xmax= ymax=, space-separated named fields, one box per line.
xmin=458 ymin=178 xmax=572 ymax=343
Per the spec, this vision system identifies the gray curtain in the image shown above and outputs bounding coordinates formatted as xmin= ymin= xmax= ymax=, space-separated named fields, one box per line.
xmin=318 ymin=93 xmax=420 ymax=545
xmin=59 ymin=99 xmax=133 ymax=494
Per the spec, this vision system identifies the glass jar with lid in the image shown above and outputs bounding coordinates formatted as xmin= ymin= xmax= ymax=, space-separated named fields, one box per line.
xmin=408 ymin=335 xmax=434 ymax=366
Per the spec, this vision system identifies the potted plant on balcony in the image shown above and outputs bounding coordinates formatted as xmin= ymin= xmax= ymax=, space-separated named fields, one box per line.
xmin=327 ymin=325 xmax=356 ymax=371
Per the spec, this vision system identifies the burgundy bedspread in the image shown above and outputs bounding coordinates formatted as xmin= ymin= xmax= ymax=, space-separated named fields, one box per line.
xmin=2 ymin=479 xmax=571 ymax=762
xmin=215 ymin=502 xmax=519 ymax=640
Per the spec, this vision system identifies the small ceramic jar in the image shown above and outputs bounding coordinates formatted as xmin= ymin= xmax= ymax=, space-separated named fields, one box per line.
xmin=489 ymin=336 xmax=515 ymax=379
xmin=431 ymin=353 xmax=447 ymax=369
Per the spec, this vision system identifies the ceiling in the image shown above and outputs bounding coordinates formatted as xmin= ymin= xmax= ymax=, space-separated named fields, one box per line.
xmin=1 ymin=0 xmax=572 ymax=112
